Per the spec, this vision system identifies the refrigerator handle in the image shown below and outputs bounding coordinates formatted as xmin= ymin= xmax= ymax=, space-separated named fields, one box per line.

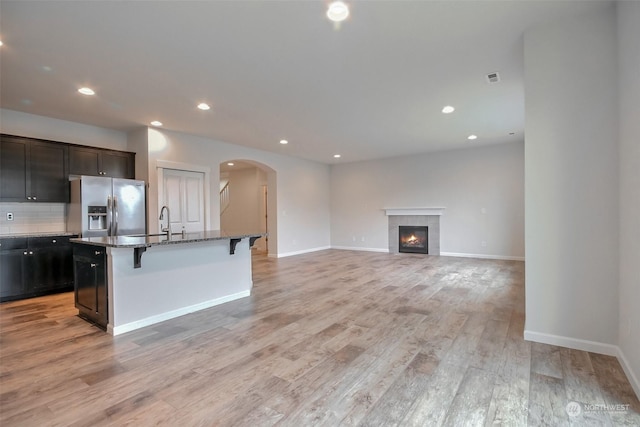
xmin=107 ymin=195 xmax=112 ymax=236
xmin=113 ymin=196 xmax=119 ymax=236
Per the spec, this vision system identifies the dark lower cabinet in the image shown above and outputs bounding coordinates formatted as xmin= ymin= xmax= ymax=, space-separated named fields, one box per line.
xmin=30 ymin=237 xmax=75 ymax=292
xmin=0 ymin=246 xmax=27 ymax=299
xmin=0 ymin=236 xmax=76 ymax=302
xmin=73 ymin=244 xmax=108 ymax=329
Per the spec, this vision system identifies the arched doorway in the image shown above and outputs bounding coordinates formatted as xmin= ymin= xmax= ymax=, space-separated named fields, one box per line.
xmin=219 ymin=160 xmax=276 ymax=255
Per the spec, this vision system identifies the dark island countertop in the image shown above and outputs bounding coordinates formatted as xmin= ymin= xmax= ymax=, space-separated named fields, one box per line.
xmin=70 ymin=230 xmax=266 ymax=249
xmin=0 ymin=232 xmax=79 ymax=239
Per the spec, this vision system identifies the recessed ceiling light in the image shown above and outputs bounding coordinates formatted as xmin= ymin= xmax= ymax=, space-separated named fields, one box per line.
xmin=442 ymin=106 xmax=455 ymax=114
xmin=227 ymin=162 xmax=234 ymax=166
xmin=280 ymin=139 xmax=288 ymax=145
xmin=468 ymin=135 xmax=478 ymax=140
xmin=327 ymin=1 xmax=349 ymax=22
xmin=197 ymin=103 xmax=210 ymax=111
xmin=150 ymin=121 xmax=163 ymax=127
xmin=334 ymin=154 xmax=341 ymax=158
xmin=0 ymin=40 xmax=4 ymax=47
xmin=78 ymin=87 xmax=95 ymax=96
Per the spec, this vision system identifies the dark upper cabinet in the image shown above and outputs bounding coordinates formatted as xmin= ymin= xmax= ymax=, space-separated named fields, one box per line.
xmin=30 ymin=140 xmax=70 ymax=202
xmin=0 ymin=135 xmax=69 ymax=202
xmin=0 ymin=137 xmax=28 ymax=200
xmin=101 ymin=151 xmax=134 ymax=178
xmin=69 ymin=146 xmax=135 ymax=179
xmin=1 ymin=134 xmax=135 ymax=202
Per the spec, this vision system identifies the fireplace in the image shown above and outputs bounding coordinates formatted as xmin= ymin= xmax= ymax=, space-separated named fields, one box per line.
xmin=385 ymin=208 xmax=443 ymax=255
xmin=398 ymin=226 xmax=428 ymax=254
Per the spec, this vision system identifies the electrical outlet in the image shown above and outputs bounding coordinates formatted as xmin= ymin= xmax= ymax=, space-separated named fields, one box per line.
xmin=6 ymin=212 xmax=14 ymax=221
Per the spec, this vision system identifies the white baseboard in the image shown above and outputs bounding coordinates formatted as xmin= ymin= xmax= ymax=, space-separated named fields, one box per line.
xmin=617 ymin=347 xmax=640 ymax=400
xmin=108 ymin=290 xmax=251 ymax=336
xmin=331 ymin=246 xmax=389 ymax=253
xmin=274 ymin=246 xmax=331 ymax=258
xmin=441 ymin=251 xmax=525 ymax=261
xmin=524 ymin=330 xmax=618 ymax=355
xmin=274 ymin=247 xmax=524 ymax=260
xmin=331 ymin=248 xmax=524 ymax=260
xmin=525 ymin=330 xmax=640 ymax=399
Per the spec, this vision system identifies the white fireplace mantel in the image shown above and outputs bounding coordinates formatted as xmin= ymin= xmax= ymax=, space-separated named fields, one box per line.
xmin=384 ymin=207 xmax=445 ymax=216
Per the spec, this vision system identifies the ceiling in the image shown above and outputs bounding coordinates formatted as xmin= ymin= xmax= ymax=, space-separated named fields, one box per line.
xmin=0 ymin=1 xmax=611 ymax=164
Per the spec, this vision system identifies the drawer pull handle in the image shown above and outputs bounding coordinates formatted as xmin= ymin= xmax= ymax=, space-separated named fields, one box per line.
xmin=52 ymin=239 xmax=57 ymax=243
xmin=24 ymin=251 xmax=28 ymax=255
xmin=95 ymin=251 xmax=102 ymax=255
xmin=91 ymin=263 xmax=97 ymax=268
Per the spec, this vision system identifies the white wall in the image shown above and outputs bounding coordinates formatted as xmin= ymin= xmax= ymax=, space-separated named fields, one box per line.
xmin=220 ymin=166 xmax=268 ymax=251
xmin=145 ymin=128 xmax=331 ymax=257
xmin=330 ymin=142 xmax=524 ymax=259
xmin=524 ymin=6 xmax=619 ymax=349
xmin=126 ymin=127 xmax=150 ymax=183
xmin=617 ymin=1 xmax=640 ymax=395
xmin=0 ymin=109 xmax=127 ymax=150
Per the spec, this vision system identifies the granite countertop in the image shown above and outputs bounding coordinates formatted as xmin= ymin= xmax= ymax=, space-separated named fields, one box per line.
xmin=70 ymin=230 xmax=266 ymax=249
xmin=0 ymin=232 xmax=79 ymax=239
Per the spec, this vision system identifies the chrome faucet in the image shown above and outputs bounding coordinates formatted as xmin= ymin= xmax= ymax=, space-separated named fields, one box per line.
xmin=159 ymin=205 xmax=171 ymax=238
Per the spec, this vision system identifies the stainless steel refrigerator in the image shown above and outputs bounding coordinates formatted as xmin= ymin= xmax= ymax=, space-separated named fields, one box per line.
xmin=67 ymin=176 xmax=146 ymax=237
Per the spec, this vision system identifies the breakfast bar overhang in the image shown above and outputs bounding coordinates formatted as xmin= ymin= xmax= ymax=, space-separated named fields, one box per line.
xmin=71 ymin=230 xmax=265 ymax=336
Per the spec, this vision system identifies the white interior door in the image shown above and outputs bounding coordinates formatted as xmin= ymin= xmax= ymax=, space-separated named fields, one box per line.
xmin=160 ymin=169 xmax=205 ymax=233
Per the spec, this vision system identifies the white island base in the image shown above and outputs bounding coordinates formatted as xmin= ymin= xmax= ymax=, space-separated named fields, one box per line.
xmin=106 ymin=238 xmax=252 ymax=335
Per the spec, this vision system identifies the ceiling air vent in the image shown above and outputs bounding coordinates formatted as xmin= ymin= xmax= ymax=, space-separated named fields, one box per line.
xmin=486 ymin=72 xmax=501 ymax=84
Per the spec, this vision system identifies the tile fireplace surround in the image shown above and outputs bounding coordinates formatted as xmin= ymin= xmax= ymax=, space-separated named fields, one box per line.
xmin=385 ymin=208 xmax=444 ymax=255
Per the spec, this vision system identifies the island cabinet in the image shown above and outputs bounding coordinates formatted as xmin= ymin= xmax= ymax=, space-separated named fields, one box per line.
xmin=71 ymin=230 xmax=265 ymax=335
xmin=0 ymin=134 xmax=69 ymax=202
xmin=73 ymin=244 xmax=108 ymax=328
xmin=0 ymin=235 xmax=76 ymax=302
xmin=69 ymin=145 xmax=135 ymax=179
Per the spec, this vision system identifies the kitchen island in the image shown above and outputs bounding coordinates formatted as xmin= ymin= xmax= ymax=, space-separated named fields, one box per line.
xmin=70 ymin=230 xmax=264 ymax=335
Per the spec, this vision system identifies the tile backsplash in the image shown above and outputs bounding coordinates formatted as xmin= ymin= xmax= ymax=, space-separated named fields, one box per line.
xmin=0 ymin=202 xmax=67 ymax=235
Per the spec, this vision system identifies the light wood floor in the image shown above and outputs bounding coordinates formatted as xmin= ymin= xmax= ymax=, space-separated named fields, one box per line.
xmin=1 ymin=250 xmax=638 ymax=426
